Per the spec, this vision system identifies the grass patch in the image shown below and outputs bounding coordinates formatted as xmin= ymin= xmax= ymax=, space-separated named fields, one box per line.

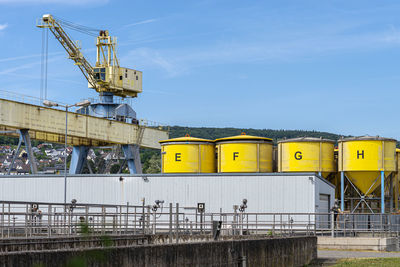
xmin=333 ymin=258 xmax=400 ymax=266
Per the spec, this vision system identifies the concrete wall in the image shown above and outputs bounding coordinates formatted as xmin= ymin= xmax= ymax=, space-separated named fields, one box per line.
xmin=0 ymin=236 xmax=317 ymax=267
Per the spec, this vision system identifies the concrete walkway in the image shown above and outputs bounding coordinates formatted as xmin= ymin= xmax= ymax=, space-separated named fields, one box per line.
xmin=318 ymin=249 xmax=400 ymax=259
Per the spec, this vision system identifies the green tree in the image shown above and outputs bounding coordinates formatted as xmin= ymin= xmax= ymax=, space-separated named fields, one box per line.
xmin=110 ymin=163 xmax=120 ymax=174
xmin=143 ymin=154 xmax=161 ymax=173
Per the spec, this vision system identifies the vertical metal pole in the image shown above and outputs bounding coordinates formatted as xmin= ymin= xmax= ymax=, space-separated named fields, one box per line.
xmin=381 ymin=170 xmax=385 ymax=214
xmin=1 ymin=203 xmax=4 ymax=238
xmin=341 ymin=172 xmax=345 ymax=211
xmin=175 ymin=203 xmax=179 ymax=243
xmin=134 ymin=206 xmax=136 ymax=235
xmin=272 ymin=214 xmax=275 ymax=236
xmin=169 ymin=203 xmax=172 ymax=244
xmin=331 ymin=211 xmax=334 ymax=237
xmin=25 ymin=204 xmax=28 ymax=238
xmin=200 ymin=211 xmax=203 ymax=234
xmin=64 ymin=106 xmax=68 ymax=204
xmin=142 ymin=199 xmax=145 ymax=235
xmin=255 ymin=214 xmax=258 ymax=235
xmin=7 ymin=204 xmax=10 ymax=238
xmin=152 ymin=210 xmax=156 ymax=234
xmin=101 ymin=206 xmax=106 ymax=235
xmin=48 ymin=204 xmax=52 ymax=237
xmin=125 ymin=202 xmax=129 ymax=234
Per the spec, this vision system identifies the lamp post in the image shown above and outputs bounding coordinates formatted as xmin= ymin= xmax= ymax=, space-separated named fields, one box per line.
xmin=43 ymin=99 xmax=90 ymax=204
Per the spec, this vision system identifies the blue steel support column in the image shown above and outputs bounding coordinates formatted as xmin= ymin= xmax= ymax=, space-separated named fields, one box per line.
xmin=381 ymin=170 xmax=385 ymax=214
xmin=20 ymin=129 xmax=37 ymax=174
xmin=341 ymin=171 xmax=344 ymax=211
xmin=8 ymin=135 xmax=22 ymax=175
xmin=122 ymin=145 xmax=142 ymax=174
xmin=69 ymin=146 xmax=89 ymax=174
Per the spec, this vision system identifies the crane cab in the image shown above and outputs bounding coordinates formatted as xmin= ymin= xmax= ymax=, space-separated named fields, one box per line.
xmin=90 ymin=66 xmax=142 ymax=97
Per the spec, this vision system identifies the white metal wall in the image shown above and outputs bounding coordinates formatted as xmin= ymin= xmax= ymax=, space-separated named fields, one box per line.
xmin=315 ymin=175 xmax=336 ymax=213
xmin=0 ymin=174 xmax=335 ymax=214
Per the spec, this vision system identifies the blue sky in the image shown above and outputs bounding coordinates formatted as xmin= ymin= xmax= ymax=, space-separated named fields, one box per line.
xmin=1 ymin=1 xmax=400 ymax=138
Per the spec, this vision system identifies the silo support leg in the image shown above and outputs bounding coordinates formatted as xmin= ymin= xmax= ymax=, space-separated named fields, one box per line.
xmin=69 ymin=146 xmax=89 ymax=174
xmin=396 ymin=172 xmax=399 ymax=211
xmin=122 ymin=145 xmax=142 ymax=174
xmin=341 ymin=172 xmax=344 ymax=211
xmin=389 ymin=174 xmax=393 ymax=213
xmin=381 ymin=171 xmax=385 ymax=214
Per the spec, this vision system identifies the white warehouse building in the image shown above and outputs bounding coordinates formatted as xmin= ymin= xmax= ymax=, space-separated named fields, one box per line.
xmin=0 ymin=173 xmax=334 ymax=214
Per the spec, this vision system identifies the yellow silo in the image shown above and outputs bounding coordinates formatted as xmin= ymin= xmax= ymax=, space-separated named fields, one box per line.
xmin=338 ymin=136 xmax=397 ymax=196
xmin=277 ymin=137 xmax=335 ymax=178
xmin=159 ymin=136 xmax=216 ymax=173
xmin=215 ymin=134 xmax=273 ymax=173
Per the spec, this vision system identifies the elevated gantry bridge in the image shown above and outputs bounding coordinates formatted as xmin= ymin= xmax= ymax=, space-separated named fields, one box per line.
xmin=0 ymin=98 xmax=168 ymax=172
xmin=0 ymin=98 xmax=167 ymax=148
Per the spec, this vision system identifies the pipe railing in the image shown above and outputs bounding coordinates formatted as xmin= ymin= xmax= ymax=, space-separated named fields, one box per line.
xmin=0 ymin=200 xmax=399 ymax=240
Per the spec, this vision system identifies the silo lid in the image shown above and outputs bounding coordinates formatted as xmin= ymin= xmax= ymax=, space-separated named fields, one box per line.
xmin=339 ymin=135 xmax=397 ymax=142
xmin=277 ymin=137 xmax=335 ymax=144
xmin=159 ymin=136 xmax=214 ymax=144
xmin=215 ymin=134 xmax=272 ymax=142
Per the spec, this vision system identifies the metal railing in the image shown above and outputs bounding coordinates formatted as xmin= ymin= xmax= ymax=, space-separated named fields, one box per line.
xmin=0 ymin=200 xmax=399 ymax=240
xmin=0 ymin=89 xmax=68 ymax=108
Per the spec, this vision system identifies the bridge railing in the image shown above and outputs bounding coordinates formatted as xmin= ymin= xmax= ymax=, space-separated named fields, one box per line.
xmin=0 ymin=200 xmax=399 ymax=240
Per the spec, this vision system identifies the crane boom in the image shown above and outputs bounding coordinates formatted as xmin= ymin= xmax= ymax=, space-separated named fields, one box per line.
xmin=37 ymin=14 xmax=142 ymax=98
xmin=38 ymin=14 xmax=96 ymax=89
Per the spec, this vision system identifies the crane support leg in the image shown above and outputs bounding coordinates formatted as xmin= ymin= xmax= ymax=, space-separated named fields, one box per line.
xmin=20 ymin=129 xmax=38 ymax=174
xmin=122 ymin=144 xmax=142 ymax=174
xmin=69 ymin=146 xmax=89 ymax=174
xmin=7 ymin=135 xmax=23 ymax=175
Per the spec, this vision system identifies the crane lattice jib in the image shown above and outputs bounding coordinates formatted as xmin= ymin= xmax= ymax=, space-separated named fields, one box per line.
xmin=38 ymin=15 xmax=97 ymax=89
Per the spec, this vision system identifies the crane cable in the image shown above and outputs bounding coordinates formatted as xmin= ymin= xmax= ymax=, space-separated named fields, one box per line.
xmin=53 ymin=16 xmax=102 ymax=37
xmin=40 ymin=27 xmax=49 ymax=101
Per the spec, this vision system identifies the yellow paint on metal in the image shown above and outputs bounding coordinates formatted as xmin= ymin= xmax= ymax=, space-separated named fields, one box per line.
xmin=160 ymin=137 xmax=216 ymax=173
xmin=338 ymin=136 xmax=397 ymax=195
xmin=215 ymin=135 xmax=273 ymax=173
xmin=396 ymin=148 xmax=400 ymax=171
xmin=396 ymin=148 xmax=400 ymax=211
xmin=0 ymin=99 xmax=168 ymax=148
xmin=277 ymin=137 xmax=335 ymax=178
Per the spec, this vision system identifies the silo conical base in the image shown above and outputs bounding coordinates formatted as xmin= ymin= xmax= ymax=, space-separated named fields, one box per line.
xmin=345 ymin=171 xmax=392 ymax=196
xmin=341 ymin=171 xmax=389 ymax=214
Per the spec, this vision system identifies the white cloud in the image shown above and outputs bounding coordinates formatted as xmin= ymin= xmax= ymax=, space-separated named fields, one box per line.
xmin=125 ymin=47 xmax=182 ymax=77
xmin=0 ymin=23 xmax=7 ymax=31
xmin=122 ymin=25 xmax=400 ymax=78
xmin=123 ymin=19 xmax=158 ymax=28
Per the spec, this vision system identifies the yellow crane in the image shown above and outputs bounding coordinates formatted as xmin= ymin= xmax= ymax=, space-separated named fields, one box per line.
xmin=37 ymin=14 xmax=142 ymax=98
